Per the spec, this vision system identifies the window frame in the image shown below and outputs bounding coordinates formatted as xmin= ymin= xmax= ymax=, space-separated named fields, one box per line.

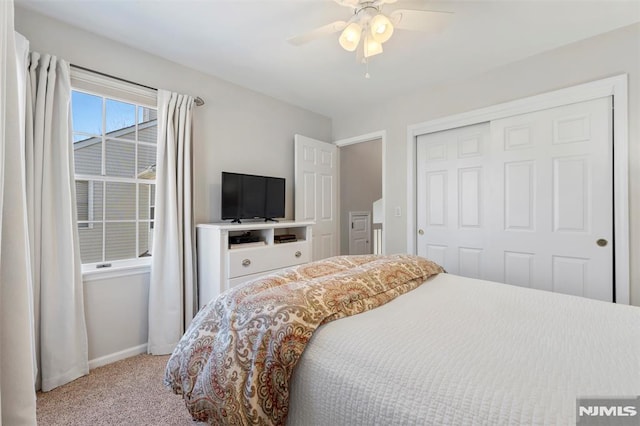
xmin=70 ymin=69 xmax=158 ymax=273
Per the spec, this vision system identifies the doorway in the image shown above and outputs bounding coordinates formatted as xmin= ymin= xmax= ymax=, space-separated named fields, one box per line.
xmin=337 ymin=135 xmax=383 ymax=255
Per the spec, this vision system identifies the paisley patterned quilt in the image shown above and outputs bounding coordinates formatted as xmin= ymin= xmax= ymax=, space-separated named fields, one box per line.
xmin=164 ymin=254 xmax=444 ymax=425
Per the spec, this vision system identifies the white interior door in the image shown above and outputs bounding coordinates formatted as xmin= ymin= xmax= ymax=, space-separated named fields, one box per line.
xmin=417 ymin=97 xmax=613 ymax=302
xmin=349 ymin=211 xmax=371 ymax=255
xmin=294 ymin=134 xmax=338 ymax=261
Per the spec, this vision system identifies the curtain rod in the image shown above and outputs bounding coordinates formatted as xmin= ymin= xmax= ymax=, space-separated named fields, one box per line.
xmin=70 ymin=64 xmax=205 ymax=106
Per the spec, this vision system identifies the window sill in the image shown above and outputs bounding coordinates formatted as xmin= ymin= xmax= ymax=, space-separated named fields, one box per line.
xmin=82 ymin=257 xmax=152 ymax=282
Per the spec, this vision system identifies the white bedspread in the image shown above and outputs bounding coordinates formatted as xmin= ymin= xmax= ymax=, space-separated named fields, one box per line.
xmin=287 ymin=273 xmax=640 ymax=425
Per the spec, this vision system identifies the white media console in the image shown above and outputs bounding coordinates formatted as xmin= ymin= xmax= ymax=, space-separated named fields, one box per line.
xmin=196 ymin=221 xmax=314 ymax=308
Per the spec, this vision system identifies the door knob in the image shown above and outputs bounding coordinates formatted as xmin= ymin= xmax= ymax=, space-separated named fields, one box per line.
xmin=596 ymin=239 xmax=608 ymax=247
xmin=418 ymin=229 xmax=424 ymax=235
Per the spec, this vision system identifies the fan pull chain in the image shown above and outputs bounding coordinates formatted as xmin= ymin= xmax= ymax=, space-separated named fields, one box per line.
xmin=365 ymin=59 xmax=371 ymax=79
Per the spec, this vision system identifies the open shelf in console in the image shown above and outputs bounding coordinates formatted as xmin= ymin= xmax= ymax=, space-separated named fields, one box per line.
xmin=227 ymin=228 xmax=271 ymax=249
xmin=273 ymin=226 xmax=308 ymax=244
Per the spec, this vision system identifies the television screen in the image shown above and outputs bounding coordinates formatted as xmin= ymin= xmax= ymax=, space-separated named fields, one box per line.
xmin=221 ymin=172 xmax=285 ymax=222
xmin=265 ymin=177 xmax=285 ymax=219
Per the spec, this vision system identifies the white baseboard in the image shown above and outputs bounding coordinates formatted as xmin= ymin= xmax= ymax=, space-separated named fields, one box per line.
xmin=88 ymin=343 xmax=148 ymax=370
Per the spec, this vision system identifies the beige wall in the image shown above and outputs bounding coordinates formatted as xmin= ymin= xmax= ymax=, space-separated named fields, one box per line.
xmin=339 ymin=139 xmax=382 ymax=254
xmin=332 ymin=23 xmax=640 ymax=306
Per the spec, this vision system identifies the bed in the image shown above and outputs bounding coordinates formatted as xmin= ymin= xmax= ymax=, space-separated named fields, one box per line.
xmin=165 ymin=255 xmax=640 ymax=425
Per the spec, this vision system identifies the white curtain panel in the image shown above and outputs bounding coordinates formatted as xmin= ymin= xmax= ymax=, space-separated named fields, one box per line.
xmin=148 ymin=90 xmax=197 ymax=355
xmin=14 ymin=30 xmax=38 ymax=382
xmin=0 ymin=0 xmax=37 ymax=423
xmin=24 ymin=51 xmax=89 ymax=391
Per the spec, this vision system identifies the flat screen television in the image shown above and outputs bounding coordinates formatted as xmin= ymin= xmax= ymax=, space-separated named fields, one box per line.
xmin=221 ymin=172 xmax=285 ymax=222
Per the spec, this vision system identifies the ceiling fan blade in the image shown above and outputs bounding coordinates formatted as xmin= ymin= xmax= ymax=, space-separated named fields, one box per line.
xmin=334 ymin=0 xmax=360 ymax=8
xmin=287 ymin=21 xmax=348 ymax=46
xmin=389 ymin=9 xmax=453 ymax=33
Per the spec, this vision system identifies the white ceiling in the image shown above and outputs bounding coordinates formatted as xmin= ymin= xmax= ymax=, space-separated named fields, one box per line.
xmin=16 ymin=0 xmax=640 ymax=119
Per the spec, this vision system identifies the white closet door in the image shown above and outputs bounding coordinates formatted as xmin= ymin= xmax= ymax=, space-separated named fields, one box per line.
xmin=489 ymin=97 xmax=613 ymax=300
xmin=417 ymin=97 xmax=613 ymax=301
xmin=417 ymin=122 xmax=491 ymax=278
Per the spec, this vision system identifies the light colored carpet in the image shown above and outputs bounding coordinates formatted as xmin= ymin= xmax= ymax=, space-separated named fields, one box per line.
xmin=36 ymin=354 xmax=201 ymax=425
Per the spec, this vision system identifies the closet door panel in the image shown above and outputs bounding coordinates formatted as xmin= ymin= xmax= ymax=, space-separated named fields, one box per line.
xmin=416 ymin=97 xmax=613 ymax=301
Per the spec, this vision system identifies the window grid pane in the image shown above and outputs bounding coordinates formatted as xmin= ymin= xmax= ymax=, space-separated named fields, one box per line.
xmin=76 ymin=181 xmax=89 ymax=221
xmin=139 ymin=221 xmax=152 ymax=257
xmin=93 ymin=181 xmax=104 ymax=221
xmin=72 ymin=91 xmax=103 ymax=135
xmin=106 ymin=99 xmax=136 ymax=136
xmin=74 ymin=137 xmax=102 ymax=175
xmin=137 ymin=145 xmax=156 ymax=178
xmin=78 ymin=222 xmax=103 ymax=264
xmin=138 ymin=107 xmax=157 ymax=144
xmin=105 ymin=182 xmax=136 ymax=220
xmin=72 ymin=89 xmax=157 ymax=264
xmin=105 ymin=139 xmax=135 ymax=178
xmin=105 ymin=222 xmax=137 ymax=261
xmin=139 ymin=184 xmax=150 ymax=220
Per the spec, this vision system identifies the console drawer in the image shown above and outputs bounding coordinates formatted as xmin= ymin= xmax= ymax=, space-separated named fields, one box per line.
xmin=228 ymin=271 xmax=271 ymax=289
xmin=227 ymin=241 xmax=310 ymax=279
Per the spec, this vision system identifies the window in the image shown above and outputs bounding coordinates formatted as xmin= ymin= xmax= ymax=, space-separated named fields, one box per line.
xmin=71 ymin=89 xmax=157 ymax=264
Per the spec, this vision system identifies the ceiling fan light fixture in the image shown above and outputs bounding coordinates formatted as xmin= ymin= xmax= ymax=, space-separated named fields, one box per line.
xmin=339 ymin=22 xmax=362 ymax=52
xmin=370 ymin=13 xmax=394 ymax=43
xmin=363 ymin=33 xmax=383 ymax=58
xmin=287 ymin=0 xmax=454 ymax=74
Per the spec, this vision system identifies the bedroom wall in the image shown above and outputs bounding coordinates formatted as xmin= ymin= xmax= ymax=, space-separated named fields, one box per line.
xmin=14 ymin=7 xmax=332 ymax=225
xmin=83 ymin=271 xmax=149 ymax=368
xmin=14 ymin=7 xmax=332 ymax=364
xmin=332 ymin=23 xmax=640 ymax=307
xmin=339 ymin=139 xmax=382 ymax=255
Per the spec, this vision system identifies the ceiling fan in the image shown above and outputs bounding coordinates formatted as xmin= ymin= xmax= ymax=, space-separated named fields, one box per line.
xmin=288 ymin=0 xmax=452 ymax=65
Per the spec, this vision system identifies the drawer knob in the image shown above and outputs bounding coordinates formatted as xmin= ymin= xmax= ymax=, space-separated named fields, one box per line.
xmin=242 ymin=259 xmax=251 ymax=267
xmin=295 ymin=251 xmax=302 ymax=258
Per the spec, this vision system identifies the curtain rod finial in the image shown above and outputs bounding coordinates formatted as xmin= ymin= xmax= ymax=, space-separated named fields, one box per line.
xmin=194 ymin=96 xmax=205 ymax=106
